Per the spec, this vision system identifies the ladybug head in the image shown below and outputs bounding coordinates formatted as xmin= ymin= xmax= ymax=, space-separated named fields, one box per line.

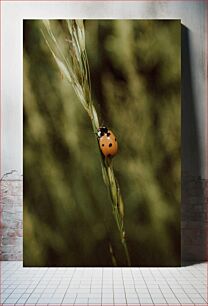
xmin=98 ymin=126 xmax=108 ymax=138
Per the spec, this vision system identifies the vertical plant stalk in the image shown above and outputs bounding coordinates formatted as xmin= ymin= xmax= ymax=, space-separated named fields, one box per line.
xmin=42 ymin=20 xmax=131 ymax=266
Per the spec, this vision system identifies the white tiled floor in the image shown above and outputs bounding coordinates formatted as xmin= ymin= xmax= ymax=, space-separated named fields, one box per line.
xmin=0 ymin=261 xmax=207 ymax=305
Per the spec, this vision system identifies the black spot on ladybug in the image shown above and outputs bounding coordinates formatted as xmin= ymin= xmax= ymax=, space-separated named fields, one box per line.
xmin=107 ymin=132 xmax=111 ymax=137
xmin=102 ymin=144 xmax=104 ymax=147
xmin=109 ymin=143 xmax=112 ymax=147
xmin=115 ymin=138 xmax=117 ymax=141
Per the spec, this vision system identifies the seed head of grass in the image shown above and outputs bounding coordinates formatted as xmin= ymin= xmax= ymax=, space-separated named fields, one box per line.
xmin=42 ymin=19 xmax=131 ymax=266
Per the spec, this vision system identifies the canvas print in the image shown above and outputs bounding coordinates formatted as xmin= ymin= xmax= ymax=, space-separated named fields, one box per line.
xmin=23 ymin=20 xmax=181 ymax=267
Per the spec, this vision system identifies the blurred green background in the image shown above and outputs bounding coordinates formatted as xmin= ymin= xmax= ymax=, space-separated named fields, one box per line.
xmin=23 ymin=20 xmax=181 ymax=267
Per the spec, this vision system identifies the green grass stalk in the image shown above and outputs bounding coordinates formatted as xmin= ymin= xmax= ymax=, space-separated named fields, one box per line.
xmin=42 ymin=19 xmax=131 ymax=266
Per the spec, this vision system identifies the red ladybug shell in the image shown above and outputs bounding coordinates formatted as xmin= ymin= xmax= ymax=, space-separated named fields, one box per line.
xmin=98 ymin=129 xmax=118 ymax=157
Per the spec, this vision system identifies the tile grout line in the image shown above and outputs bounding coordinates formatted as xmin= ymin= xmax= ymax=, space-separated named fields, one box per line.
xmin=140 ymin=269 xmax=154 ymax=305
xmin=157 ymin=268 xmax=181 ymax=304
xmin=61 ymin=267 xmax=76 ymax=305
xmin=130 ymin=267 xmax=141 ymax=305
xmin=121 ymin=268 xmax=127 ymax=306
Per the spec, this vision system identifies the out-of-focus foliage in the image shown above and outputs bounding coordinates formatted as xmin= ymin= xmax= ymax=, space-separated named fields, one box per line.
xmin=23 ymin=20 xmax=181 ymax=267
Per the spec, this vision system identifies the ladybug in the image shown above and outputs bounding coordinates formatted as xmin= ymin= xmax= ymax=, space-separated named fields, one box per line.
xmin=97 ymin=126 xmax=118 ymax=158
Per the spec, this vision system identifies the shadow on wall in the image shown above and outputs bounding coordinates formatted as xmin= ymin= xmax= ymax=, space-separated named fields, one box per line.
xmin=181 ymin=25 xmax=207 ymax=265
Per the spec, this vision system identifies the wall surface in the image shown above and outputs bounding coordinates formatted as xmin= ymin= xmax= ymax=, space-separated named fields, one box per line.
xmin=0 ymin=174 xmax=23 ymax=260
xmin=0 ymin=0 xmax=207 ymax=263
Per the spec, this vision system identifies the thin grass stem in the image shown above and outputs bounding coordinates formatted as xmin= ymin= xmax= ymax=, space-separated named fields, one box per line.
xmin=42 ymin=19 xmax=131 ymax=266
